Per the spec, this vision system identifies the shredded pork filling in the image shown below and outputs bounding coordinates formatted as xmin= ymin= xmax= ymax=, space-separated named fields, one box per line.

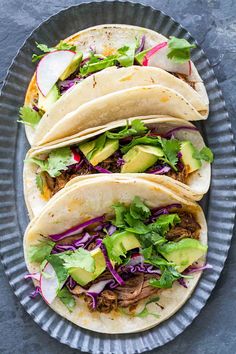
xmin=61 ymin=211 xmax=200 ymax=313
xmin=43 ymin=151 xmax=190 ymax=197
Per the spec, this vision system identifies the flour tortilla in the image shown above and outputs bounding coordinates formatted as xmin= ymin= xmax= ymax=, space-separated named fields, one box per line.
xmin=24 ymin=175 xmax=207 ymax=334
xmin=34 ymin=85 xmax=206 ymax=146
xmin=24 ymin=116 xmax=210 ymax=218
xmin=24 ymin=24 xmax=208 ymax=145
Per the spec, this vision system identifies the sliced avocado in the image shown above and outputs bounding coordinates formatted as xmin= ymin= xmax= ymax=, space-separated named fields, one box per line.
xmin=59 ymin=52 xmax=83 ymax=81
xmin=79 ymin=140 xmax=95 ymax=157
xmin=158 ymin=238 xmax=207 ymax=272
xmin=121 ymin=145 xmax=164 ymax=173
xmin=69 ymin=248 xmax=106 ymax=286
xmin=135 ymin=48 xmax=150 ymax=65
xmin=111 ymin=231 xmax=141 ymax=256
xmin=180 ymin=141 xmax=202 ymax=173
xmin=38 ymin=85 xmax=60 ymax=111
xmin=79 ymin=138 xmax=119 ymax=166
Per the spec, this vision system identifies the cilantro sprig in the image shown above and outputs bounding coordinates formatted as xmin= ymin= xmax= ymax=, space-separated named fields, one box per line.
xmin=28 ymin=239 xmax=55 ymax=263
xmin=167 ymin=37 xmax=196 ymax=64
xmin=29 ymin=146 xmax=74 ymax=178
xmin=79 ymin=44 xmax=136 ymax=77
xmin=18 ymin=106 xmax=42 ymax=127
xmin=32 ymin=41 xmax=76 ymax=62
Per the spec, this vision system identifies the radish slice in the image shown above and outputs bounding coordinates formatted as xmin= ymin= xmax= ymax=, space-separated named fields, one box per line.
xmin=36 ymin=50 xmax=75 ymax=96
xmin=40 ymin=262 xmax=59 ymax=304
xmin=24 ymin=272 xmax=40 ymax=281
xmin=143 ymin=42 xmax=190 ymax=75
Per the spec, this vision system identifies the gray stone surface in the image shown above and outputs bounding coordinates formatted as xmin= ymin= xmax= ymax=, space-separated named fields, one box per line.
xmin=0 ymin=0 xmax=235 ymax=353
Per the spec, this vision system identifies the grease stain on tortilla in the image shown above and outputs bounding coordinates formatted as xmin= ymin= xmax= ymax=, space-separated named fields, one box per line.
xmin=119 ymin=73 xmax=134 ymax=82
xmin=102 ymin=46 xmax=117 ymax=56
xmin=160 ymin=95 xmax=170 ymax=103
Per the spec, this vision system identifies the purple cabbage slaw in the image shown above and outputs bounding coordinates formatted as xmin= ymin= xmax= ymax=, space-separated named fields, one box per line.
xmin=119 ymin=263 xmax=161 ymax=275
xmin=164 ymin=126 xmax=198 ymax=139
xmin=135 ymin=35 xmax=146 ymax=54
xmin=49 ymin=215 xmax=105 ymax=242
xmin=99 ymin=243 xmax=125 ymax=286
xmin=150 ymin=203 xmax=182 ymax=221
xmin=58 ymin=77 xmax=82 ymax=94
xmin=147 ymin=165 xmax=171 ymax=175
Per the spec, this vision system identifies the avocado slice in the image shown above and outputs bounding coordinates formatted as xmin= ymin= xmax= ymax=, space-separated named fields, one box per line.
xmin=59 ymin=52 xmax=83 ymax=81
xmin=121 ymin=145 xmax=164 ymax=173
xmin=110 ymin=231 xmax=141 ymax=257
xmin=79 ymin=138 xmax=119 ymax=166
xmin=180 ymin=141 xmax=202 ymax=173
xmin=158 ymin=238 xmax=207 ymax=272
xmin=135 ymin=48 xmax=150 ymax=65
xmin=38 ymin=84 xmax=60 ymax=111
xmin=69 ymin=248 xmax=106 ymax=286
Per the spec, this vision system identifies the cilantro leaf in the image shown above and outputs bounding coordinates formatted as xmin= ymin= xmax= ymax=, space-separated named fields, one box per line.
xmin=121 ymin=136 xmax=162 ymax=154
xmin=47 ymin=147 xmax=73 ymax=177
xmin=28 ymin=239 xmax=55 ymax=263
xmin=57 ymin=287 xmax=76 ymax=312
xmin=130 ymin=196 xmax=151 ymax=220
xmin=149 ymin=266 xmax=181 ymax=289
xmin=46 ymin=254 xmax=69 ymax=287
xmin=62 ymin=248 xmax=95 ymax=273
xmin=80 ymin=53 xmax=117 ymax=76
xmin=192 ymin=146 xmax=213 ymax=163
xmin=125 ymin=217 xmax=150 ymax=234
xmin=56 ymin=40 xmax=76 ymax=51
xmin=29 ymin=157 xmax=48 ymax=171
xmin=112 ymin=203 xmax=128 ymax=227
xmin=150 ymin=214 xmax=180 ymax=234
xmin=36 ymin=174 xmax=44 ymax=194
xmin=167 ymin=37 xmax=196 ymax=64
xmin=80 ymin=43 xmax=136 ymax=76
xmin=141 ymin=245 xmax=153 ymax=259
xmin=117 ymin=44 xmax=136 ymax=67
xmin=106 ymin=119 xmax=148 ymax=140
xmin=18 ymin=106 xmax=41 ymax=127
xmin=30 ymin=147 xmax=74 ymax=178
xmin=160 ymin=138 xmax=180 ymax=171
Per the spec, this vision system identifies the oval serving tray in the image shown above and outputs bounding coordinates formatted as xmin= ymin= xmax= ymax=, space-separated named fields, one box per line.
xmin=0 ymin=1 xmax=236 ymax=353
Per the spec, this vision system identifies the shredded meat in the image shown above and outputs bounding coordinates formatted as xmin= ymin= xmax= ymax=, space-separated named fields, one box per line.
xmin=83 ymin=273 xmax=160 ymax=313
xmin=45 ymin=153 xmax=121 ymax=195
xmin=85 ymin=290 xmax=118 ymax=313
xmin=115 ymin=274 xmax=159 ymax=308
xmin=167 ymin=211 xmax=201 ymax=241
xmin=172 ymin=72 xmax=196 ymax=90
xmin=58 ymin=233 xmax=83 ymax=245
xmin=166 ymin=165 xmax=189 ymax=184
xmin=99 ymin=154 xmax=121 ymax=173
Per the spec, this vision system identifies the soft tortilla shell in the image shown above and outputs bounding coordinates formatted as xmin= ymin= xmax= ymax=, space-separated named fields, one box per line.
xmin=24 ymin=175 xmax=207 ymax=334
xmin=24 ymin=116 xmax=210 ymax=218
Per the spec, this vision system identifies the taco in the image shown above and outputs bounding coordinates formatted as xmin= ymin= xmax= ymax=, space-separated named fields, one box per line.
xmin=19 ymin=24 xmax=208 ymax=145
xmin=24 ymin=175 xmax=209 ymax=334
xmin=24 ymin=116 xmax=213 ymax=218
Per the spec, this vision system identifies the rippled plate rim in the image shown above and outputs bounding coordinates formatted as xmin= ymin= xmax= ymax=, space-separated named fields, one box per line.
xmin=0 ymin=1 xmax=236 ymax=353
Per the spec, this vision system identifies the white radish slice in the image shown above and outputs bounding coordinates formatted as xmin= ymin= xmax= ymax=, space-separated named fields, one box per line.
xmin=36 ymin=50 xmax=75 ymax=96
xmin=40 ymin=262 xmax=59 ymax=304
xmin=144 ymin=42 xmax=190 ymax=75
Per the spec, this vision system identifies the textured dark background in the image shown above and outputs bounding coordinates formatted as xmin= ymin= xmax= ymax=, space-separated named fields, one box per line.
xmin=0 ymin=1 xmax=235 ymax=353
